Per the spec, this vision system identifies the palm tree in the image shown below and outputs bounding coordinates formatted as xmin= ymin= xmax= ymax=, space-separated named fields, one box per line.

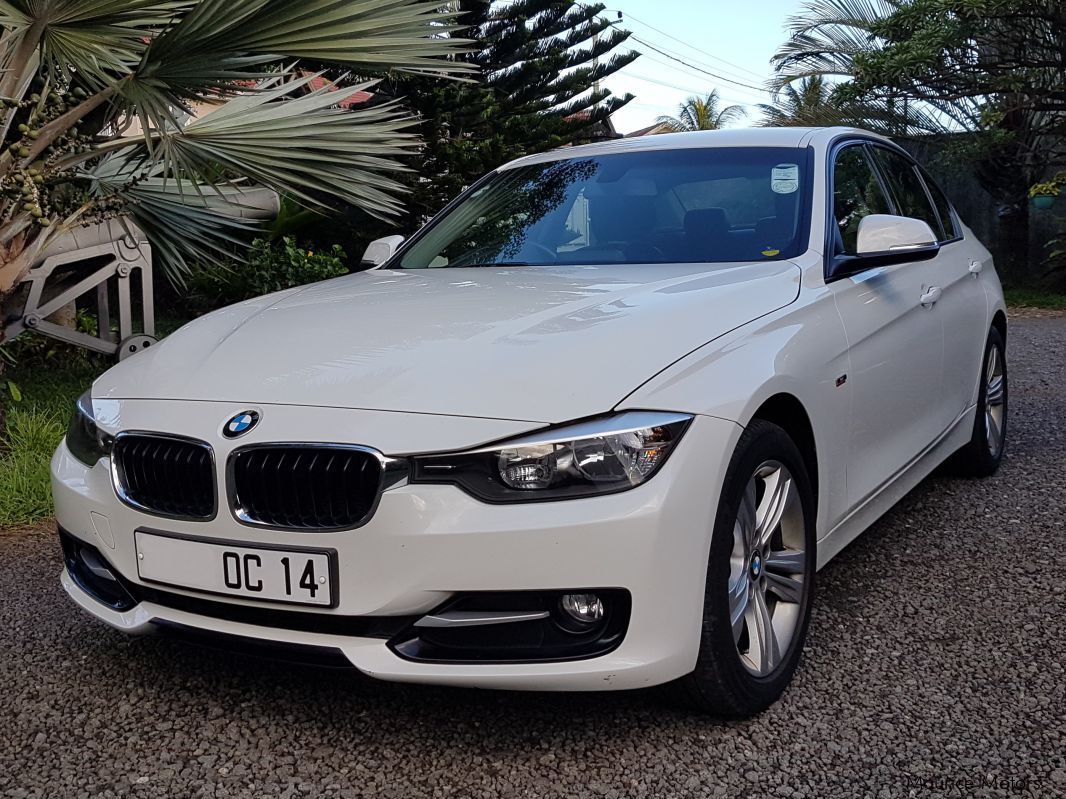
xmin=770 ymin=0 xmax=979 ymax=134
xmin=757 ymin=76 xmax=842 ymax=127
xmin=0 ymin=0 xmax=474 ymax=329
xmin=656 ymin=91 xmax=746 ymax=133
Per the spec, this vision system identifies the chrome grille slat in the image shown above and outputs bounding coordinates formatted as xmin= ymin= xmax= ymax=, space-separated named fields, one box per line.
xmin=112 ymin=434 xmax=215 ymax=520
xmin=230 ymin=445 xmax=383 ymax=530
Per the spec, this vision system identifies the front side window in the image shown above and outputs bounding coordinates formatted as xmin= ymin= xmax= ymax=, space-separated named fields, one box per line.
xmin=832 ymin=145 xmax=893 ymax=254
xmin=869 ymin=147 xmax=943 ymax=239
xmin=398 ymin=147 xmax=812 ymax=268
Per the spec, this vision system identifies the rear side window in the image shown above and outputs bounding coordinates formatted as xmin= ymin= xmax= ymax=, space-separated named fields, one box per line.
xmin=918 ymin=168 xmax=960 ymax=242
xmin=832 ymin=145 xmax=893 ymax=254
xmin=869 ymin=147 xmax=943 ymax=239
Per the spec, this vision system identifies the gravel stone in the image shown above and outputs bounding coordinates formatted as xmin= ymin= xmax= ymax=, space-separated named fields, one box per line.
xmin=1 ymin=317 xmax=1064 ymax=798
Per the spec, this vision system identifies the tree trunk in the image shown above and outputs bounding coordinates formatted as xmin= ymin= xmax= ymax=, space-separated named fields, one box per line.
xmin=995 ymin=200 xmax=1031 ymax=284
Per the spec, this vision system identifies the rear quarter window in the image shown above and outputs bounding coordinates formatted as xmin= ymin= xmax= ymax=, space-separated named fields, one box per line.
xmin=918 ymin=168 xmax=961 ymax=242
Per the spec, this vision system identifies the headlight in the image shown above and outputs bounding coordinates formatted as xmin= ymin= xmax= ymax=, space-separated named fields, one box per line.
xmin=66 ymin=391 xmax=112 ymax=467
xmin=411 ymin=411 xmax=692 ymax=502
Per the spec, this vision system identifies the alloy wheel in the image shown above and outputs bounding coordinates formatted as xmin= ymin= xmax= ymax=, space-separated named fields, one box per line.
xmin=985 ymin=345 xmax=1006 ymax=457
xmin=728 ymin=461 xmax=808 ymax=676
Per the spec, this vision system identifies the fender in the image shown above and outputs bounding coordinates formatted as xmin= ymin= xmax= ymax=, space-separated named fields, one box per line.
xmin=617 ymin=255 xmax=852 ymax=538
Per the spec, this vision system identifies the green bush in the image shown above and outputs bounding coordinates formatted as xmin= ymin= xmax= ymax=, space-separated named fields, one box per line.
xmin=187 ymin=237 xmax=348 ymax=309
xmin=0 ymin=307 xmax=103 ymax=370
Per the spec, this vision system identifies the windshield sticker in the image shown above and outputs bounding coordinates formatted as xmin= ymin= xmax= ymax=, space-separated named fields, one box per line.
xmin=771 ymin=164 xmax=799 ymax=194
xmin=761 ymin=248 xmax=781 ymax=257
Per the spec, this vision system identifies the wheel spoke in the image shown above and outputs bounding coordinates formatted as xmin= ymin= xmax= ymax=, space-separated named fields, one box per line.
xmin=755 ymin=469 xmax=792 ymax=549
xmin=987 ymin=375 xmax=1005 ymax=405
xmin=765 ymin=548 xmax=806 ymax=575
xmin=749 ymin=588 xmax=780 ymax=674
xmin=986 ymin=410 xmax=1001 ymax=452
xmin=764 ymin=571 xmax=804 ymax=604
xmin=728 ymin=578 xmax=750 ymax=643
xmin=737 ymin=478 xmax=758 ymax=550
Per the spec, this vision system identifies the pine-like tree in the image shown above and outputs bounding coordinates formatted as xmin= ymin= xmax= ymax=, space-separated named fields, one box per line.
xmin=385 ymin=0 xmax=639 ymax=221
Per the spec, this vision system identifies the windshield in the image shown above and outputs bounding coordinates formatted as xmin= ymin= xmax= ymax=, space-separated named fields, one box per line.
xmin=398 ymin=147 xmax=811 ymax=269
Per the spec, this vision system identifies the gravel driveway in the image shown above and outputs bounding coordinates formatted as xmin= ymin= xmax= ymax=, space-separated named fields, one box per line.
xmin=2 ymin=317 xmax=1064 ymax=799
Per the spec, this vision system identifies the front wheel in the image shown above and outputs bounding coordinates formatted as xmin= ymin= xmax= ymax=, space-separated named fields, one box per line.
xmin=948 ymin=326 xmax=1007 ymax=477
xmin=667 ymin=420 xmax=815 ymax=717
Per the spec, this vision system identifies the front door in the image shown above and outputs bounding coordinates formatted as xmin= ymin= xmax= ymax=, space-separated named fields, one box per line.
xmin=828 ymin=143 xmax=946 ymax=507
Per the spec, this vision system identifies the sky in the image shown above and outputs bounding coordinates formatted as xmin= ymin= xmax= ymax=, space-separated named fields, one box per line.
xmin=594 ymin=0 xmax=803 ymax=134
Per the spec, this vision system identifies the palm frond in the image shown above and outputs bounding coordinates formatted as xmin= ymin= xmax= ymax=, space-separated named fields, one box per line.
xmin=1 ymin=1 xmax=194 ymax=89
xmin=772 ymin=0 xmax=903 ymax=88
xmin=119 ymin=0 xmax=475 ymax=137
xmin=88 ymin=153 xmax=263 ymax=284
xmin=139 ymin=0 xmax=476 ymax=80
xmin=150 ymin=74 xmax=421 ymax=218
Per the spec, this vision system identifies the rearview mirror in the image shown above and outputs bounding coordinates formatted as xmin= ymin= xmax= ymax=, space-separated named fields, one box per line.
xmin=856 ymin=214 xmax=937 ymax=255
xmin=360 ymin=235 xmax=405 ymax=268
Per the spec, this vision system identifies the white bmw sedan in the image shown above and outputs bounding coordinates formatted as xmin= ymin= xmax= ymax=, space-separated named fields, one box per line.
xmin=52 ymin=128 xmax=1007 ymax=716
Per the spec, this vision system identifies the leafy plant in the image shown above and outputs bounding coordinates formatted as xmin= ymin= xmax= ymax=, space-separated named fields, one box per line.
xmin=186 ymin=236 xmax=347 ymax=308
xmin=1029 ymin=173 xmax=1066 ymax=198
xmin=1 ymin=306 xmax=102 ymax=367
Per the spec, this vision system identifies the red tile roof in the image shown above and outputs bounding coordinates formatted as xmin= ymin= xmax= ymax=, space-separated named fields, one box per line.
xmin=305 ymin=75 xmax=373 ymax=108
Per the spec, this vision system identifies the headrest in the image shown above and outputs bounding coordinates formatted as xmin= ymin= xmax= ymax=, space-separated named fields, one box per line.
xmin=590 ymin=195 xmax=657 ymax=242
xmin=755 ymin=215 xmax=784 ymax=242
xmin=684 ymin=207 xmax=729 ymax=237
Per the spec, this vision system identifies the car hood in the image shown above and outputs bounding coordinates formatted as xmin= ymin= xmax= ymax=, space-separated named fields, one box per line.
xmin=95 ymin=262 xmax=801 ymax=423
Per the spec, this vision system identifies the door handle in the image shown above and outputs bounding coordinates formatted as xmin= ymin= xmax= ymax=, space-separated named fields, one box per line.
xmin=969 ymin=260 xmax=984 ymax=276
xmin=919 ymin=286 xmax=942 ymax=306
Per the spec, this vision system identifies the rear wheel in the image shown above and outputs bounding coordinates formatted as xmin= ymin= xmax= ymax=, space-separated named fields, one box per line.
xmin=948 ymin=326 xmax=1007 ymax=477
xmin=668 ymin=420 xmax=815 ymax=717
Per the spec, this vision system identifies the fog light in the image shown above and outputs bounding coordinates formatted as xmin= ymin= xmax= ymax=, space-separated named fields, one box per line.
xmin=560 ymin=593 xmax=605 ymax=624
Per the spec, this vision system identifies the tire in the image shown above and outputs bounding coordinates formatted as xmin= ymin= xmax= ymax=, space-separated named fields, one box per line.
xmin=667 ymin=420 xmax=816 ymax=717
xmin=947 ymin=326 xmax=1007 ymax=478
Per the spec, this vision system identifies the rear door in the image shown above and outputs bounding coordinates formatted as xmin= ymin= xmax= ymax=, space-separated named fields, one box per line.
xmin=920 ymin=166 xmax=991 ymax=417
xmin=867 ymin=146 xmax=984 ymax=429
xmin=827 ymin=142 xmax=946 ymax=507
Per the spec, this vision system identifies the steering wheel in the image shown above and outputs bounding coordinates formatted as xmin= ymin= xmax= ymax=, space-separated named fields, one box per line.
xmin=516 ymin=241 xmax=558 ymax=263
xmin=626 ymin=242 xmax=666 ymax=263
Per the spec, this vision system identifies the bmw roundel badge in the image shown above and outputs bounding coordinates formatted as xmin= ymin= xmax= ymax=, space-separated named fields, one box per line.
xmin=223 ymin=410 xmax=260 ymax=438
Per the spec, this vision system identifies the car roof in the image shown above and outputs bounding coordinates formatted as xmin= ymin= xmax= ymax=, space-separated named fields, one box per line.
xmin=499 ymin=127 xmax=894 ymax=171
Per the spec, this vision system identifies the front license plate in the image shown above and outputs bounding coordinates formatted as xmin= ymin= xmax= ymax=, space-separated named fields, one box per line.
xmin=134 ymin=531 xmax=335 ymax=607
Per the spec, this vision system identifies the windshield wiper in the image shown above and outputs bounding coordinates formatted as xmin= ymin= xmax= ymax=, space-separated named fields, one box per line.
xmin=454 ymin=261 xmax=531 ymax=268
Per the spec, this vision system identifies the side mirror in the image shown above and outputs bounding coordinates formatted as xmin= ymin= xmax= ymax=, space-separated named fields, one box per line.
xmin=359 ymin=235 xmax=405 ymax=268
xmin=828 ymin=214 xmax=941 ymax=282
xmin=856 ymin=214 xmax=937 ymax=255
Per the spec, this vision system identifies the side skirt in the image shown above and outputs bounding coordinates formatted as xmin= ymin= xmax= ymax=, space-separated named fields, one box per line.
xmin=815 ymin=405 xmax=977 ymax=570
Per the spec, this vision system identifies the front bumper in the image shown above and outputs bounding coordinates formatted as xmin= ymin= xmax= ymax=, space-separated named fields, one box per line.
xmin=52 ymin=406 xmax=741 ymax=691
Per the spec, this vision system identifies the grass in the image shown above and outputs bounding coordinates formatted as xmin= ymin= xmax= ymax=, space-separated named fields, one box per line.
xmin=1003 ymin=286 xmax=1066 ymax=310
xmin=0 ymin=316 xmax=189 ymax=530
xmin=0 ymin=360 xmax=102 ymax=527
